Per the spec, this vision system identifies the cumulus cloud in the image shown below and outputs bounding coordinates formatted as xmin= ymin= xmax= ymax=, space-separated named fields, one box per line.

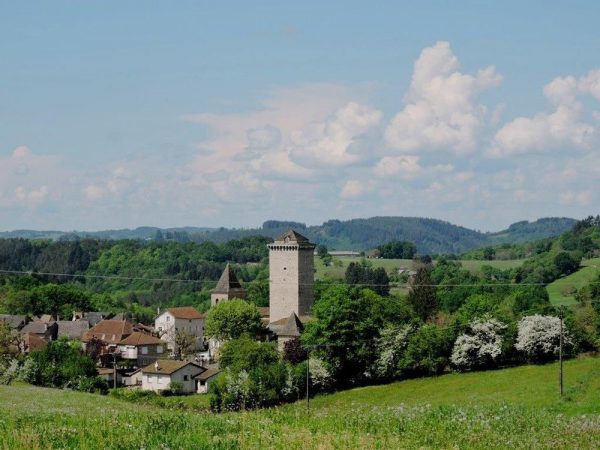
xmin=373 ymin=155 xmax=422 ymax=179
xmin=489 ymin=70 xmax=599 ymax=157
xmin=340 ymin=180 xmax=369 ymax=200
xmin=385 ymin=41 xmax=502 ymax=155
xmin=289 ymin=102 xmax=382 ymax=167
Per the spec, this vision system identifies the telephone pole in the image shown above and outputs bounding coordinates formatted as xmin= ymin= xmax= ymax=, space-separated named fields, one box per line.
xmin=559 ymin=305 xmax=564 ymax=397
xmin=306 ymin=354 xmax=310 ymax=411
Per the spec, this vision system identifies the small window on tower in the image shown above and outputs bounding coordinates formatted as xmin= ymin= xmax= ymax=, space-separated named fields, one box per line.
xmin=283 ymin=267 xmax=287 ymax=270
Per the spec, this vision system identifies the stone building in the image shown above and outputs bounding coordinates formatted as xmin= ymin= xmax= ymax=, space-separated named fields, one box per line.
xmin=155 ymin=306 xmax=204 ymax=353
xmin=211 ymin=263 xmax=247 ymax=306
xmin=268 ymin=230 xmax=315 ymax=323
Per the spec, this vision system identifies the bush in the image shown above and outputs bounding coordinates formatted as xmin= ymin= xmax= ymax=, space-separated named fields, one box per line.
xmin=169 ymin=381 xmax=184 ymax=395
xmin=451 ymin=318 xmax=506 ymax=371
xmin=515 ymin=315 xmax=572 ymax=362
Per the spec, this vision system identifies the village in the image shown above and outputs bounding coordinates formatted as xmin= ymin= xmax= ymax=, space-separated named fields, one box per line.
xmin=0 ymin=230 xmax=313 ymax=396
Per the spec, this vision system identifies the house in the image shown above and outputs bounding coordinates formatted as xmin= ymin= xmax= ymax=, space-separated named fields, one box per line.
xmin=155 ymin=307 xmax=204 ymax=353
xmin=211 ymin=263 xmax=247 ymax=306
xmin=117 ymin=332 xmax=166 ymax=367
xmin=122 ymin=368 xmax=143 ymax=387
xmin=0 ymin=314 xmax=27 ymax=331
xmin=57 ymin=320 xmax=90 ymax=340
xmin=20 ymin=321 xmax=58 ymax=341
xmin=268 ymin=312 xmax=305 ymax=351
xmin=97 ymin=367 xmax=122 ymax=387
xmin=83 ymin=319 xmax=134 ymax=353
xmin=141 ymin=359 xmax=205 ymax=393
xmin=20 ymin=332 xmax=48 ymax=353
xmin=73 ymin=311 xmax=113 ymax=327
xmin=195 ymin=368 xmax=219 ymax=394
xmin=33 ymin=314 xmax=56 ymax=324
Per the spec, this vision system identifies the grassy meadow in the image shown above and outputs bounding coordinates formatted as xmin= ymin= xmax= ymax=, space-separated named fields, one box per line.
xmin=2 ymin=356 xmax=600 ymax=449
xmin=314 ymin=256 xmax=525 ymax=280
xmin=547 ymin=258 xmax=600 ymax=306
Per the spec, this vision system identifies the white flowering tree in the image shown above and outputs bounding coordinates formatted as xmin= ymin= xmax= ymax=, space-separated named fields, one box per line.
xmin=373 ymin=324 xmax=414 ymax=379
xmin=515 ymin=315 xmax=571 ymax=362
xmin=451 ymin=318 xmax=506 ymax=371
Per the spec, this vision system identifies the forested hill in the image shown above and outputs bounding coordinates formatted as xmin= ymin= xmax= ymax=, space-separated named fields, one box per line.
xmin=0 ymin=216 xmax=577 ymax=254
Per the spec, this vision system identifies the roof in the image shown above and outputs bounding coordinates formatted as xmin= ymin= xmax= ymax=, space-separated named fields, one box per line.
xmin=194 ymin=368 xmax=219 ymax=381
xmin=141 ymin=359 xmax=204 ymax=375
xmin=83 ymin=319 xmax=134 ymax=344
xmin=163 ymin=307 xmax=204 ymax=320
xmin=212 ymin=263 xmax=245 ymax=295
xmin=118 ymin=331 xmax=164 ymax=346
xmin=0 ymin=314 xmax=27 ymax=329
xmin=57 ymin=320 xmax=90 ymax=340
xmin=35 ymin=314 xmax=55 ymax=323
xmin=274 ymin=229 xmax=310 ymax=243
xmin=21 ymin=321 xmax=57 ymax=335
xmin=278 ymin=312 xmax=304 ymax=337
xmin=84 ymin=312 xmax=113 ymax=327
xmin=22 ymin=333 xmax=47 ymax=352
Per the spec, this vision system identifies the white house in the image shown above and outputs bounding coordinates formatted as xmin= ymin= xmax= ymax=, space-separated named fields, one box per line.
xmin=155 ymin=307 xmax=204 ymax=353
xmin=141 ymin=359 xmax=205 ymax=393
xmin=194 ymin=368 xmax=220 ymax=394
xmin=117 ymin=332 xmax=166 ymax=367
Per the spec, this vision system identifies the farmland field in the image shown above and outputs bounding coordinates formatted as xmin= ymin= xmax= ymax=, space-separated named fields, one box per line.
xmin=314 ymin=256 xmax=525 ymax=280
xmin=1 ymin=356 xmax=600 ymax=449
xmin=547 ymin=258 xmax=600 ymax=306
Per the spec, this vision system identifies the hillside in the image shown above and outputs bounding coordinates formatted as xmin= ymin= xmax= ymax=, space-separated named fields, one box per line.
xmin=0 ymin=216 xmax=577 ymax=255
xmin=1 ymin=356 xmax=599 ymax=449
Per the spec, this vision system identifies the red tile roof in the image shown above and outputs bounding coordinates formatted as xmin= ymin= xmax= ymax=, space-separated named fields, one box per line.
xmin=165 ymin=307 xmax=204 ymax=320
xmin=83 ymin=320 xmax=133 ymax=344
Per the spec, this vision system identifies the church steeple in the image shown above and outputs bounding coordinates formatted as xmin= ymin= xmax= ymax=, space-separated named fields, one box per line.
xmin=211 ymin=263 xmax=247 ymax=306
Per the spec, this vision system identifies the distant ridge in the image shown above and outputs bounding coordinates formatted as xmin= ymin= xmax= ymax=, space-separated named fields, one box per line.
xmin=0 ymin=216 xmax=577 ymax=254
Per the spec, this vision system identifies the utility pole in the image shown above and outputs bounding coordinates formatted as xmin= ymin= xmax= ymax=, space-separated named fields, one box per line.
xmin=113 ymin=352 xmax=117 ymax=390
xmin=306 ymin=353 xmax=310 ymax=412
xmin=559 ymin=305 xmax=564 ymax=397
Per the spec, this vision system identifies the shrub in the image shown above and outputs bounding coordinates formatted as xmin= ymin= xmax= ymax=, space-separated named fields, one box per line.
xmin=373 ymin=324 xmax=414 ymax=380
xmin=515 ymin=315 xmax=572 ymax=362
xmin=169 ymin=381 xmax=184 ymax=395
xmin=451 ymin=318 xmax=506 ymax=371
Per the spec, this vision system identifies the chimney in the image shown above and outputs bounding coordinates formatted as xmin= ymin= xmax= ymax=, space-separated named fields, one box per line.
xmin=155 ymin=361 xmax=160 ymax=371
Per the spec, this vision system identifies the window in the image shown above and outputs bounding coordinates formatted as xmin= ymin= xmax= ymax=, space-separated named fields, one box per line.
xmin=157 ymin=346 xmax=163 ymax=354
xmin=141 ymin=346 xmax=148 ymax=355
xmin=183 ymin=375 xmax=188 ymax=381
xmin=166 ymin=316 xmax=170 ymax=322
xmin=158 ymin=327 xmax=162 ymax=332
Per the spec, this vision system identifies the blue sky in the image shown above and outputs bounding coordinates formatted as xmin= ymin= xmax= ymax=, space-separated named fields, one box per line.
xmin=1 ymin=1 xmax=599 ymax=231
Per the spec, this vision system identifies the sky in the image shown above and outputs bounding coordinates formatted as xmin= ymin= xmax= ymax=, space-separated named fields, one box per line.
xmin=1 ymin=1 xmax=599 ymax=232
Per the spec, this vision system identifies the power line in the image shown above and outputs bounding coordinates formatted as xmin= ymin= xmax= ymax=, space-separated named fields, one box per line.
xmin=0 ymin=268 xmax=598 ymax=288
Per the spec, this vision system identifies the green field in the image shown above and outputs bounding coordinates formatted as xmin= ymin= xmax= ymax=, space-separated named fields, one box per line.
xmin=315 ymin=256 xmax=525 ymax=280
xmin=2 ymin=356 xmax=600 ymax=449
xmin=547 ymin=258 xmax=600 ymax=306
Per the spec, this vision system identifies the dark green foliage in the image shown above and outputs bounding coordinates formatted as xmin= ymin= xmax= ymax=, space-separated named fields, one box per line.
xmin=377 ymin=240 xmax=417 ymax=259
xmin=26 ymin=338 xmax=99 ymax=390
xmin=344 ymin=262 xmax=390 ymax=296
xmin=204 ymin=300 xmax=264 ymax=341
xmin=553 ymin=251 xmax=580 ymax=276
xmin=407 ymin=266 xmax=437 ymax=321
xmin=218 ymin=337 xmax=279 ymax=373
xmin=398 ymin=325 xmax=455 ymax=376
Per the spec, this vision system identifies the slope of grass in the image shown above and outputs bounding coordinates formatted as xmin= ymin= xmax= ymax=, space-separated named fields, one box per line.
xmin=547 ymin=258 xmax=600 ymax=306
xmin=1 ymin=356 xmax=600 ymax=449
xmin=315 ymin=256 xmax=525 ymax=280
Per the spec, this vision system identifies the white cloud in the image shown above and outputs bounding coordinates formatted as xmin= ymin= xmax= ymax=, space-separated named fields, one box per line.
xmin=489 ymin=70 xmax=599 ymax=157
xmin=559 ymin=190 xmax=592 ymax=206
xmin=340 ymin=180 xmax=368 ymax=200
xmin=14 ymin=185 xmax=48 ymax=204
xmin=385 ymin=41 xmax=502 ymax=155
xmin=373 ymin=155 xmax=422 ymax=179
xmin=289 ymin=102 xmax=382 ymax=167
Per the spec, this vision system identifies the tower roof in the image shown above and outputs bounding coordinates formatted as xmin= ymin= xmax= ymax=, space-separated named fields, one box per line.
xmin=212 ymin=263 xmax=244 ymax=294
xmin=274 ymin=229 xmax=310 ymax=243
xmin=278 ymin=312 xmax=304 ymax=337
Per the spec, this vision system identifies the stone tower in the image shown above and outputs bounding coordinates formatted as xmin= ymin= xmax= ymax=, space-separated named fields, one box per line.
xmin=268 ymin=230 xmax=315 ymax=323
xmin=211 ymin=263 xmax=247 ymax=306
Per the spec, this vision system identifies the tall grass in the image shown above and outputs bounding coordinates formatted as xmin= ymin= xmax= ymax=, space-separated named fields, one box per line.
xmin=1 ymin=356 xmax=600 ymax=449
